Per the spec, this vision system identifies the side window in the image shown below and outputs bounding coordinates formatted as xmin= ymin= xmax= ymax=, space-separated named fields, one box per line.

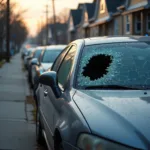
xmin=57 ymin=45 xmax=76 ymax=88
xmin=52 ymin=46 xmax=70 ymax=71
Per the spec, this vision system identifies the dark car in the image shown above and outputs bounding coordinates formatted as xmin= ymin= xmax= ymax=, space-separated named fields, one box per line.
xmin=28 ymin=46 xmax=44 ymax=87
xmin=36 ymin=36 xmax=150 ymax=150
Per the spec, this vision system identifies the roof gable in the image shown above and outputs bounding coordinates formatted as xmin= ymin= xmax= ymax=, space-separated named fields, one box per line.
xmin=127 ymin=0 xmax=148 ymax=10
xmin=96 ymin=0 xmax=109 ymax=21
xmin=91 ymin=0 xmax=126 ymax=26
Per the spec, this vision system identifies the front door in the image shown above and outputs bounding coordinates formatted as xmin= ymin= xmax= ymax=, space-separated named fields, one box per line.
xmin=43 ymin=45 xmax=76 ymax=147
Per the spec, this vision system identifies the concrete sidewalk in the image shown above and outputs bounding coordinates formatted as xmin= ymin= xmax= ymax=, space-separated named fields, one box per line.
xmin=0 ymin=54 xmax=38 ymax=150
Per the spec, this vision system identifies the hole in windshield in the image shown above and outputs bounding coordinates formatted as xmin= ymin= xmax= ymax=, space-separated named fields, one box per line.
xmin=82 ymin=54 xmax=113 ymax=80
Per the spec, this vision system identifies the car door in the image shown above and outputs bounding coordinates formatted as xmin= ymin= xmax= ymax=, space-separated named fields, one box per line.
xmin=42 ymin=45 xmax=76 ymax=148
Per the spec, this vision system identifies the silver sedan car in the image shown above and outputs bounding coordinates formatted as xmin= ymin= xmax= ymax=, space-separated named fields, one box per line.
xmin=36 ymin=36 xmax=150 ymax=150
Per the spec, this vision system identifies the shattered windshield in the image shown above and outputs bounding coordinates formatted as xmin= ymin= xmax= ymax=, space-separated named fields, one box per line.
xmin=77 ymin=42 xmax=150 ymax=89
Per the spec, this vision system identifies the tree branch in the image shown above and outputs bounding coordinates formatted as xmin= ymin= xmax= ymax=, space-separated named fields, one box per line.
xmin=0 ymin=0 xmax=4 ymax=5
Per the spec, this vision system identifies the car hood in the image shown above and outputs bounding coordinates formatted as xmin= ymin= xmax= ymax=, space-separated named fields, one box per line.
xmin=41 ymin=63 xmax=53 ymax=71
xmin=73 ymin=90 xmax=150 ymax=149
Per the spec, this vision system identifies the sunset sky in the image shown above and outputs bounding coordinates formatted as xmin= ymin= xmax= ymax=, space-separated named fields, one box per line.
xmin=12 ymin=0 xmax=93 ymax=36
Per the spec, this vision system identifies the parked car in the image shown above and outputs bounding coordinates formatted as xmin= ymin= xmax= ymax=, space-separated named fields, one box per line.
xmin=21 ymin=46 xmax=28 ymax=59
xmin=36 ymin=36 xmax=150 ymax=150
xmin=32 ymin=45 xmax=66 ymax=102
xmin=21 ymin=44 xmax=37 ymax=59
xmin=23 ymin=48 xmax=35 ymax=69
xmin=28 ymin=46 xmax=44 ymax=87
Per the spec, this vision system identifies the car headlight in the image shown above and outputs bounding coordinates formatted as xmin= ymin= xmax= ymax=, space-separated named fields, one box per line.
xmin=77 ymin=134 xmax=133 ymax=150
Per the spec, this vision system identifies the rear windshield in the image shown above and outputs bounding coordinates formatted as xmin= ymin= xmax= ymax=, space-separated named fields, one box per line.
xmin=77 ymin=42 xmax=150 ymax=89
xmin=42 ymin=50 xmax=62 ymax=63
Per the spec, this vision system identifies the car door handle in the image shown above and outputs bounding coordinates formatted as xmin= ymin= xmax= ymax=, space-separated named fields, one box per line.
xmin=44 ymin=90 xmax=48 ymax=97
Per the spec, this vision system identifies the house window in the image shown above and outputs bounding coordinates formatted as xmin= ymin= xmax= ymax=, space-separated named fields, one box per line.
xmin=126 ymin=15 xmax=130 ymax=33
xmin=100 ymin=0 xmax=105 ymax=13
xmin=135 ymin=13 xmax=141 ymax=33
xmin=147 ymin=13 xmax=150 ymax=32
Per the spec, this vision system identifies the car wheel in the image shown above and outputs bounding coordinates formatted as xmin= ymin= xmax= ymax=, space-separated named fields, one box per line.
xmin=36 ymin=109 xmax=45 ymax=144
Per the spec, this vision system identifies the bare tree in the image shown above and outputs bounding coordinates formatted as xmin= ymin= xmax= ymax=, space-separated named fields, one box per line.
xmin=48 ymin=8 xmax=69 ymax=24
xmin=0 ymin=2 xmax=28 ymax=52
xmin=0 ymin=0 xmax=4 ymax=6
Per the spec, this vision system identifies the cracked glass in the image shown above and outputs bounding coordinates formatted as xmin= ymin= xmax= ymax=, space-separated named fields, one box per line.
xmin=77 ymin=42 xmax=150 ymax=89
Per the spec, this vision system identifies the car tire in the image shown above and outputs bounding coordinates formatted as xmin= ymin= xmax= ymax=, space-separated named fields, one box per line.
xmin=36 ymin=109 xmax=45 ymax=145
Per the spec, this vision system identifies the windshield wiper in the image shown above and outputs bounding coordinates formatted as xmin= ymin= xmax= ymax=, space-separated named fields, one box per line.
xmin=85 ymin=85 xmax=140 ymax=90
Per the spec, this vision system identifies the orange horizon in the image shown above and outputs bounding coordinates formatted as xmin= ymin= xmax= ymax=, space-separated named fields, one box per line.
xmin=12 ymin=0 xmax=93 ymax=36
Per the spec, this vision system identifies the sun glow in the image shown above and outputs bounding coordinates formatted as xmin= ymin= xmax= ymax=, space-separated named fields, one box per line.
xmin=12 ymin=0 xmax=93 ymax=36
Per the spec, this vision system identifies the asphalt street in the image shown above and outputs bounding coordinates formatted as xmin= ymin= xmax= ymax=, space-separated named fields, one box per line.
xmin=0 ymin=54 xmax=46 ymax=150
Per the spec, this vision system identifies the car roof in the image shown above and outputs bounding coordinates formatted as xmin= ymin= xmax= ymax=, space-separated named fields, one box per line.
xmin=36 ymin=46 xmax=45 ymax=50
xmin=83 ymin=36 xmax=150 ymax=46
xmin=45 ymin=45 xmax=67 ymax=50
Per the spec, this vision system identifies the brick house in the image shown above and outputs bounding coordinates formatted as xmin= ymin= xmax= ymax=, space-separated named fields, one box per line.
xmin=77 ymin=2 xmax=96 ymax=38
xmin=67 ymin=0 xmax=150 ymax=41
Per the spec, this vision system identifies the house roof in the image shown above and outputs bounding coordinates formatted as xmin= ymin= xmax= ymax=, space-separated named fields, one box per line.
xmin=85 ymin=2 xmax=96 ymax=19
xmin=78 ymin=3 xmax=84 ymax=9
xmin=90 ymin=0 xmax=126 ymax=27
xmin=106 ymin=0 xmax=126 ymax=13
xmin=71 ymin=9 xmax=83 ymax=26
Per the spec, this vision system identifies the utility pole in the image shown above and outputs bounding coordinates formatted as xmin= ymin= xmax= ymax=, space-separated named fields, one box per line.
xmin=40 ymin=16 xmax=43 ymax=45
xmin=45 ymin=5 xmax=49 ymax=45
xmin=52 ymin=0 xmax=57 ymax=44
xmin=6 ymin=0 xmax=10 ymax=62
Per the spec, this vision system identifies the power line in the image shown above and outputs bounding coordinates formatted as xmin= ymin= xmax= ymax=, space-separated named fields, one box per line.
xmin=43 ymin=4 xmax=49 ymax=45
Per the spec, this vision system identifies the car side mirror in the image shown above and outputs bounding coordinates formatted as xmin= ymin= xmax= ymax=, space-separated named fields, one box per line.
xmin=39 ymin=71 xmax=61 ymax=98
xmin=31 ymin=58 xmax=39 ymax=66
